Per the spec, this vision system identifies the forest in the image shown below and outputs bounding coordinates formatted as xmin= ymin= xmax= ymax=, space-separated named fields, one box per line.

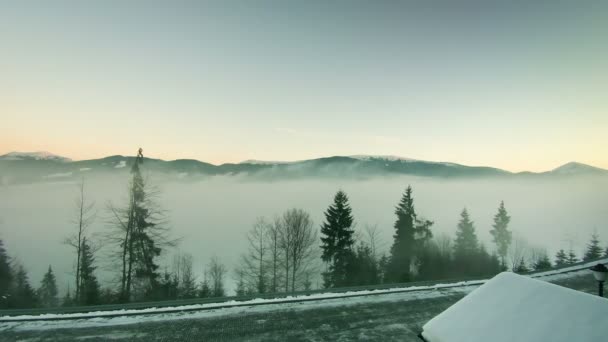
xmin=1 ymin=151 xmax=607 ymax=309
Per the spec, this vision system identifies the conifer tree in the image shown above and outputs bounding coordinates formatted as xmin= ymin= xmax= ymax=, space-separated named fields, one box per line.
xmin=555 ymin=249 xmax=567 ymax=266
xmin=0 ymin=239 xmax=12 ymax=309
xmin=453 ymin=208 xmax=480 ymax=276
xmin=583 ymin=233 xmax=603 ymax=261
xmin=533 ymin=253 xmax=552 ymax=271
xmin=320 ymin=190 xmax=356 ymax=287
xmin=567 ymin=249 xmax=578 ymax=265
xmin=12 ymin=264 xmax=37 ymax=308
xmin=62 ymin=286 xmax=74 ymax=307
xmin=108 ymin=148 xmax=177 ymax=302
xmin=199 ymin=276 xmax=211 ymax=298
xmin=37 ymin=265 xmax=58 ymax=308
xmin=387 ymin=186 xmax=433 ymax=283
xmin=514 ymin=259 xmax=529 ymax=273
xmin=489 ymin=201 xmax=512 ymax=267
xmin=79 ymin=238 xmax=100 ymax=305
xmin=454 ymin=208 xmax=478 ymax=256
xmin=605 ymin=247 xmax=608 ymax=258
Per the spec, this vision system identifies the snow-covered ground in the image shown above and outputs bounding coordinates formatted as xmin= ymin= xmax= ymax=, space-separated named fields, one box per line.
xmin=421 ymin=272 xmax=608 ymax=342
xmin=1 ymin=258 xmax=604 ymax=333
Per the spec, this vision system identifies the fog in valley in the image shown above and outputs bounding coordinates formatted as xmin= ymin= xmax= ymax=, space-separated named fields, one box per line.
xmin=1 ymin=172 xmax=607 ymax=293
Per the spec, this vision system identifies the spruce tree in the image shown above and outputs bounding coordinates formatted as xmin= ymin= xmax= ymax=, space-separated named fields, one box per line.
xmin=533 ymin=254 xmax=552 ymax=271
xmin=12 ymin=264 xmax=37 ymax=308
xmin=489 ymin=201 xmax=512 ymax=267
xmin=605 ymin=246 xmax=608 ymax=258
xmin=79 ymin=238 xmax=100 ymax=305
xmin=453 ymin=208 xmax=480 ymax=276
xmin=110 ymin=149 xmax=175 ymax=302
xmin=567 ymin=249 xmax=578 ymax=265
xmin=62 ymin=286 xmax=74 ymax=307
xmin=37 ymin=266 xmax=58 ymax=308
xmin=454 ymin=208 xmax=478 ymax=256
xmin=0 ymin=239 xmax=12 ymax=309
xmin=387 ymin=186 xmax=433 ymax=283
xmin=514 ymin=259 xmax=529 ymax=273
xmin=320 ymin=190 xmax=356 ymax=287
xmin=555 ymin=249 xmax=567 ymax=266
xmin=583 ymin=233 xmax=603 ymax=261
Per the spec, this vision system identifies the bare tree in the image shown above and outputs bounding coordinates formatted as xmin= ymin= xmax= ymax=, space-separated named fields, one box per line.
xmin=63 ymin=178 xmax=95 ymax=301
xmin=208 ymin=256 xmax=226 ymax=297
xmin=238 ymin=217 xmax=269 ymax=293
xmin=173 ymin=253 xmax=196 ymax=298
xmin=508 ymin=234 xmax=530 ymax=270
xmin=282 ymin=208 xmax=317 ymax=292
xmin=364 ymin=224 xmax=387 ymax=262
xmin=266 ymin=216 xmax=282 ymax=293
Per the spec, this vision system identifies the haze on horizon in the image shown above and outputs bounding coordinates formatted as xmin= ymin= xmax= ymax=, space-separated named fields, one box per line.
xmin=1 ymin=1 xmax=607 ymax=172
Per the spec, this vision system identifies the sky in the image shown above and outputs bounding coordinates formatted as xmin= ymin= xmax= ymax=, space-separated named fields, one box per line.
xmin=1 ymin=1 xmax=607 ymax=172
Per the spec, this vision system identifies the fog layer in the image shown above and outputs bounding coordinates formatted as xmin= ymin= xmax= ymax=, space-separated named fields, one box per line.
xmin=1 ymin=174 xmax=606 ymax=293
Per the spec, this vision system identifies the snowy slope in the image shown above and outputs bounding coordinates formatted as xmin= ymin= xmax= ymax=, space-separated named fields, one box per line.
xmin=421 ymin=272 xmax=608 ymax=342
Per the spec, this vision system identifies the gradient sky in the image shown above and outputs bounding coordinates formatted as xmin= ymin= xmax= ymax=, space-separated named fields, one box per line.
xmin=1 ymin=1 xmax=607 ymax=172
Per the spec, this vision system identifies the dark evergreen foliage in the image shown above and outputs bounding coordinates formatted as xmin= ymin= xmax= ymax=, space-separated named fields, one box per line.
xmin=514 ymin=259 xmax=529 ymax=273
xmin=79 ymin=238 xmax=100 ymax=305
xmin=0 ymin=239 xmax=12 ymax=309
xmin=346 ymin=243 xmax=380 ymax=285
xmin=533 ymin=253 xmax=552 ymax=271
xmin=489 ymin=201 xmax=512 ymax=267
xmin=320 ymin=190 xmax=356 ymax=287
xmin=387 ymin=186 xmax=433 ymax=283
xmin=555 ymin=249 xmax=567 ymax=266
xmin=11 ymin=264 xmax=37 ymax=308
xmin=567 ymin=249 xmax=578 ymax=265
xmin=583 ymin=233 xmax=603 ymax=261
xmin=37 ymin=265 xmax=58 ymax=308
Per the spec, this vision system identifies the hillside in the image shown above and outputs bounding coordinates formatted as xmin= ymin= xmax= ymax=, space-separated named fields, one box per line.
xmin=1 ymin=152 xmax=606 ymax=185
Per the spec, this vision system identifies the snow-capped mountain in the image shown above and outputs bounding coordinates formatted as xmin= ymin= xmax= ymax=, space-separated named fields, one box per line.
xmin=0 ymin=151 xmax=71 ymax=162
xmin=0 ymin=151 xmax=606 ymax=185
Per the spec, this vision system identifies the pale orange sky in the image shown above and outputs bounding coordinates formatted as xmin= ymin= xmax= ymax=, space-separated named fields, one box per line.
xmin=1 ymin=2 xmax=607 ymax=172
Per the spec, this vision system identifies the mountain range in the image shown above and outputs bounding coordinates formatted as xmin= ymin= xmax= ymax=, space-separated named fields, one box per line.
xmin=0 ymin=151 xmax=606 ymax=185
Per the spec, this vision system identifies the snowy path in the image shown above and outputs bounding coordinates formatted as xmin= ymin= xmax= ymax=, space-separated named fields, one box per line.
xmin=0 ymin=258 xmax=604 ymax=334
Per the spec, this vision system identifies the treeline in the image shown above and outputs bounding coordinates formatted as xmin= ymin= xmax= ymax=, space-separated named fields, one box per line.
xmin=2 ymin=154 xmax=608 ymax=309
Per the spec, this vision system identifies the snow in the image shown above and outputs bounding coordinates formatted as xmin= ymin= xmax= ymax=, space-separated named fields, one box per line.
xmin=239 ymin=160 xmax=293 ymax=165
xmin=43 ymin=172 xmax=73 ymax=179
xmin=79 ymin=168 xmax=92 ymax=172
xmin=421 ymin=272 xmax=608 ymax=342
xmin=0 ymin=279 xmax=484 ymax=323
xmin=0 ymin=285 xmax=477 ymax=332
xmin=114 ymin=161 xmax=126 ymax=168
xmin=0 ymin=151 xmax=71 ymax=162
xmin=1 ymin=259 xmax=605 ymax=332
xmin=348 ymin=155 xmax=458 ymax=166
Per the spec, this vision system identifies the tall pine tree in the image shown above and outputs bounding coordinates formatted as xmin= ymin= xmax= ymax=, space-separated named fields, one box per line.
xmin=583 ymin=233 xmax=603 ymax=261
xmin=555 ymin=249 xmax=567 ymax=266
xmin=0 ymin=239 xmax=12 ymax=309
xmin=37 ymin=265 xmax=58 ymax=308
xmin=320 ymin=190 xmax=356 ymax=287
xmin=79 ymin=238 xmax=100 ymax=305
xmin=489 ymin=201 xmax=512 ymax=267
xmin=567 ymin=249 xmax=578 ymax=265
xmin=387 ymin=186 xmax=433 ymax=283
xmin=453 ymin=208 xmax=480 ymax=276
xmin=12 ymin=264 xmax=37 ymax=308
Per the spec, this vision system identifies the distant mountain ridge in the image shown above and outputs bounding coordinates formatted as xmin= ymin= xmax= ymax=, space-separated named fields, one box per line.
xmin=1 ymin=152 xmax=606 ymax=185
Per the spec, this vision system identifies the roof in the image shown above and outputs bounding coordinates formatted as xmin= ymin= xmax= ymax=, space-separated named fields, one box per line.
xmin=420 ymin=272 xmax=608 ymax=342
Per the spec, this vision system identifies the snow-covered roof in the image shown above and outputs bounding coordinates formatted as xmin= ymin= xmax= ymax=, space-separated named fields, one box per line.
xmin=420 ymin=272 xmax=608 ymax=342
